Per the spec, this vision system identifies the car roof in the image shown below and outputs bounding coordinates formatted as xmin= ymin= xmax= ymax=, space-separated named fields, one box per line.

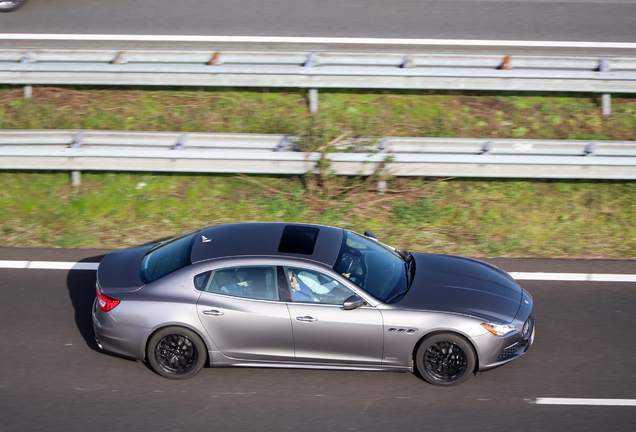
xmin=190 ymin=223 xmax=344 ymax=267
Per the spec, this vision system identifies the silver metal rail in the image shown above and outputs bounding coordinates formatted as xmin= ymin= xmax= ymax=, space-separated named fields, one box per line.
xmin=2 ymin=48 xmax=636 ymax=114
xmin=1 ymin=130 xmax=635 ymax=183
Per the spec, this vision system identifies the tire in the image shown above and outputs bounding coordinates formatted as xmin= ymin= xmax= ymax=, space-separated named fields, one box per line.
xmin=147 ymin=327 xmax=207 ymax=380
xmin=415 ymin=333 xmax=476 ymax=386
xmin=0 ymin=0 xmax=24 ymax=12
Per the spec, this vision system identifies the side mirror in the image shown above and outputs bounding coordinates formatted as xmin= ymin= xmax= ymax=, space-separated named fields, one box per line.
xmin=343 ymin=295 xmax=366 ymax=310
xmin=364 ymin=231 xmax=378 ymax=240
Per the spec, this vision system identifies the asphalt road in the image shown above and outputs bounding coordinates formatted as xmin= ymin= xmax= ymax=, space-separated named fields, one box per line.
xmin=1 ymin=247 xmax=635 ymax=431
xmin=2 ymin=1 xmax=636 ymax=54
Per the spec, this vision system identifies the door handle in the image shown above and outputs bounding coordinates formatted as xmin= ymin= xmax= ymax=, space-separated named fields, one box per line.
xmin=202 ymin=310 xmax=224 ymax=316
xmin=296 ymin=316 xmax=318 ymax=322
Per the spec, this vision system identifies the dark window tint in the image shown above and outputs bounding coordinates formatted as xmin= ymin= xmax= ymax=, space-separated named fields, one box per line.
xmin=194 ymin=271 xmax=212 ymax=291
xmin=278 ymin=225 xmax=320 ymax=255
xmin=140 ymin=231 xmax=197 ymax=283
xmin=333 ymin=231 xmax=406 ymax=303
xmin=205 ymin=266 xmax=279 ymax=301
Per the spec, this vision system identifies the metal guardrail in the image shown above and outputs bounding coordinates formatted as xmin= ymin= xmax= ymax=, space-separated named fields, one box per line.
xmin=1 ymin=48 xmax=636 ymax=114
xmin=1 ymin=130 xmax=635 ymax=182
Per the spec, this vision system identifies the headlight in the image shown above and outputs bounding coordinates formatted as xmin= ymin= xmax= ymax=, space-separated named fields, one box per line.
xmin=481 ymin=322 xmax=516 ymax=336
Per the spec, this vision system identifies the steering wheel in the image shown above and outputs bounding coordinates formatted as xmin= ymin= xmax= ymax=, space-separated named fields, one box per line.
xmin=343 ymin=248 xmax=362 ymax=275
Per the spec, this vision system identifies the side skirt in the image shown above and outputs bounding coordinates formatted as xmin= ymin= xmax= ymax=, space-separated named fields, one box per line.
xmin=209 ymin=351 xmax=412 ymax=373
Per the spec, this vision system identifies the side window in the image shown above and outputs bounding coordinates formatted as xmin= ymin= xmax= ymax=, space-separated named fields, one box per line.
xmin=193 ymin=270 xmax=212 ymax=291
xmin=284 ymin=267 xmax=354 ymax=305
xmin=205 ymin=266 xmax=279 ymax=301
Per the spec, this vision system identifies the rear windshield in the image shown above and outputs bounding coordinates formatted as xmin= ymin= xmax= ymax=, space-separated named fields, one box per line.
xmin=140 ymin=231 xmax=198 ymax=283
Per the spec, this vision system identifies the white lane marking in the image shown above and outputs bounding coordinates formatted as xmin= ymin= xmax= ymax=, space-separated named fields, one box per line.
xmin=0 ymin=261 xmax=634 ymax=281
xmin=511 ymin=272 xmax=587 ymax=281
xmin=510 ymin=272 xmax=636 ymax=282
xmin=0 ymin=260 xmax=29 ymax=269
xmin=1 ymin=34 xmax=636 ymax=49
xmin=535 ymin=398 xmax=636 ymax=406
xmin=0 ymin=260 xmax=99 ymax=270
xmin=590 ymin=274 xmax=636 ymax=282
xmin=27 ymin=261 xmax=100 ymax=270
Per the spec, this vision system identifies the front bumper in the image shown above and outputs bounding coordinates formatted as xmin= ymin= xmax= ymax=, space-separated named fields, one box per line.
xmin=477 ymin=315 xmax=535 ymax=371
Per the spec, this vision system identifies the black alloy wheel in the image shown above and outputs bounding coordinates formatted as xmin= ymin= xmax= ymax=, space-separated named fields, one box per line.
xmin=415 ymin=333 xmax=476 ymax=386
xmin=147 ymin=327 xmax=206 ymax=379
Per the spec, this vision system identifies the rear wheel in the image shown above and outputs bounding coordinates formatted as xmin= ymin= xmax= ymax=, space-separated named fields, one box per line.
xmin=147 ymin=327 xmax=206 ymax=379
xmin=415 ymin=333 xmax=476 ymax=386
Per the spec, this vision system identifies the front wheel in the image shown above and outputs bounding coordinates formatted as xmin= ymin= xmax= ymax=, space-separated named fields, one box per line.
xmin=147 ymin=327 xmax=207 ymax=379
xmin=0 ymin=0 xmax=24 ymax=12
xmin=415 ymin=333 xmax=476 ymax=386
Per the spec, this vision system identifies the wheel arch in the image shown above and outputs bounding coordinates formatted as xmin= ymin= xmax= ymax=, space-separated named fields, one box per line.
xmin=144 ymin=324 xmax=211 ymax=365
xmin=411 ymin=330 xmax=480 ymax=374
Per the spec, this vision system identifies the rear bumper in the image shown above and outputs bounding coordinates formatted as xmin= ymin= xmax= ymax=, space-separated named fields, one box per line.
xmin=92 ymin=298 xmax=146 ymax=360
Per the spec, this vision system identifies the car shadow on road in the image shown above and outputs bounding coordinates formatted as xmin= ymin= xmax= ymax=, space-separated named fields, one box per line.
xmin=66 ymin=255 xmax=105 ymax=353
xmin=66 ymin=254 xmax=144 ymax=363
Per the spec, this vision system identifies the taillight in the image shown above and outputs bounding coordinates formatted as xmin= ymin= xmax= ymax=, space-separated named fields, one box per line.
xmin=96 ymin=287 xmax=120 ymax=312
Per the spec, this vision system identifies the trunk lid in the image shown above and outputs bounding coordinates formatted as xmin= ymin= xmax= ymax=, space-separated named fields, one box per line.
xmin=96 ymin=244 xmax=154 ymax=294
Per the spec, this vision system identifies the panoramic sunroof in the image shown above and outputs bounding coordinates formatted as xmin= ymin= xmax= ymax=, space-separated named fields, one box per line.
xmin=278 ymin=225 xmax=320 ymax=255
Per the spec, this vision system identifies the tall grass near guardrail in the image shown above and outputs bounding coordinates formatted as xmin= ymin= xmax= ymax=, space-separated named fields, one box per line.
xmin=1 ymin=87 xmax=636 ymax=146
xmin=0 ymin=171 xmax=634 ymax=258
xmin=1 ymin=86 xmax=635 ymax=257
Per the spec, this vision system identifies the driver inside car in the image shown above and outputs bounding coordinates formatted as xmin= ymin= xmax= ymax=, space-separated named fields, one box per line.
xmin=287 ymin=269 xmax=320 ymax=302
xmin=297 ymin=270 xmax=338 ymax=294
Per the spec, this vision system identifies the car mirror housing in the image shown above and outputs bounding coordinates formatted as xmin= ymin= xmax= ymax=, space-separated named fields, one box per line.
xmin=343 ymin=295 xmax=366 ymax=310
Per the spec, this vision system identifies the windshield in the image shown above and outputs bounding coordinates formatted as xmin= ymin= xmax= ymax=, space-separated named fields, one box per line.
xmin=140 ymin=231 xmax=198 ymax=283
xmin=333 ymin=231 xmax=408 ymax=303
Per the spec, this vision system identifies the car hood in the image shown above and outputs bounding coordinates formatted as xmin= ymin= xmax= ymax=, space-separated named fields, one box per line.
xmin=398 ymin=253 xmax=523 ymax=323
xmin=96 ymin=244 xmax=154 ymax=294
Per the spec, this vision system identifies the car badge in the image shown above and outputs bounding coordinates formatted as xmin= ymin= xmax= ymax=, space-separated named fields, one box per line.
xmin=202 ymin=235 xmax=211 ymax=243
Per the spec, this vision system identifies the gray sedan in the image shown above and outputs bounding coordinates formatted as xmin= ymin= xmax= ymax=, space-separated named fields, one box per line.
xmin=93 ymin=223 xmax=534 ymax=386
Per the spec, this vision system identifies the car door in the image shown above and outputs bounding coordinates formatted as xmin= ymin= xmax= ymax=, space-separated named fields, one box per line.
xmin=283 ymin=266 xmax=384 ymax=365
xmin=196 ymin=265 xmax=294 ymax=361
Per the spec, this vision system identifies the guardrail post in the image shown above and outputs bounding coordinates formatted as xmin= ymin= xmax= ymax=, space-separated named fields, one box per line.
xmin=111 ymin=51 xmax=128 ymax=65
xmin=599 ymin=58 xmax=611 ymax=116
xmin=173 ymin=134 xmax=187 ymax=150
xmin=602 ymin=94 xmax=611 ymax=116
xmin=480 ymin=141 xmax=492 ymax=155
xmin=401 ymin=55 xmax=414 ymax=69
xmin=71 ymin=171 xmax=81 ymax=186
xmin=308 ymin=89 xmax=318 ymax=114
xmin=19 ymin=50 xmax=34 ymax=99
xmin=69 ymin=132 xmax=83 ymax=186
xmin=377 ymin=138 xmax=389 ymax=195
xmin=275 ymin=135 xmax=298 ymax=152
xmin=304 ymin=53 xmax=319 ymax=114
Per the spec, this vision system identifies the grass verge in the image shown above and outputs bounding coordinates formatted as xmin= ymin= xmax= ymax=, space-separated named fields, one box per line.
xmin=1 ymin=86 xmax=635 ymax=257
xmin=1 ymin=171 xmax=634 ymax=258
xmin=1 ymin=86 xmax=635 ymax=144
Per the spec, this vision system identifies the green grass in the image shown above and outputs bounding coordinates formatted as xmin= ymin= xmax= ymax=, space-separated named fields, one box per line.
xmin=1 ymin=172 xmax=634 ymax=258
xmin=1 ymin=86 xmax=635 ymax=257
xmin=1 ymin=87 xmax=636 ymax=146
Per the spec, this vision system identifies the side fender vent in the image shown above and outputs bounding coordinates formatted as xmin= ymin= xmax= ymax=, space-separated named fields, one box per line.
xmin=387 ymin=328 xmax=417 ymax=334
